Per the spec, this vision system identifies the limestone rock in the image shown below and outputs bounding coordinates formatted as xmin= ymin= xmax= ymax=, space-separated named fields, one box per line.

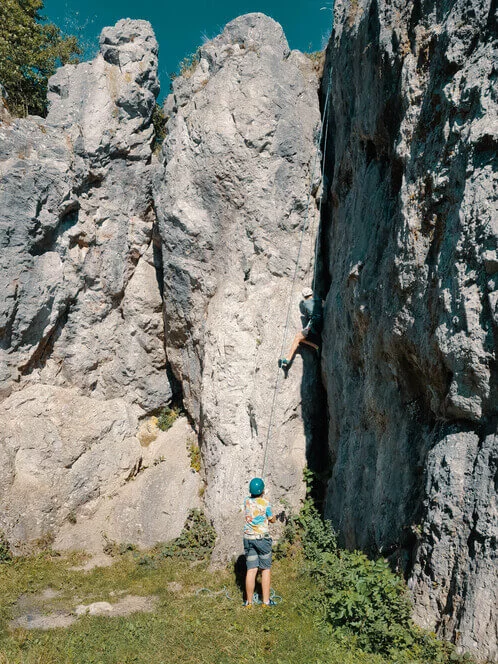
xmin=0 ymin=21 xmax=183 ymax=552
xmin=0 ymin=19 xmax=167 ymax=410
xmin=0 ymin=385 xmax=141 ymax=547
xmin=154 ymin=13 xmax=323 ymax=558
xmin=321 ymin=0 xmax=497 ymax=659
xmin=55 ymin=417 xmax=202 ymax=552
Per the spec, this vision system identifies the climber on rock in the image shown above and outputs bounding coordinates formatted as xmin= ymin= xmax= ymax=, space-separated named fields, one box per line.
xmin=279 ymin=287 xmax=323 ymax=369
xmin=243 ymin=477 xmax=276 ymax=607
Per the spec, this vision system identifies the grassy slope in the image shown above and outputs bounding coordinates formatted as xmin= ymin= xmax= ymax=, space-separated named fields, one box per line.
xmin=0 ymin=551 xmax=387 ymax=664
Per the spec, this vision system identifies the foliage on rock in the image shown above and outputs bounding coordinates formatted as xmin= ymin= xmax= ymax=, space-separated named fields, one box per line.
xmin=156 ymin=509 xmax=216 ymax=560
xmin=156 ymin=406 xmax=180 ymax=432
xmin=0 ymin=0 xmax=81 ymax=117
xmin=135 ymin=510 xmax=216 ymax=568
xmin=151 ymin=103 xmax=166 ymax=153
xmin=296 ymin=497 xmax=474 ymax=662
xmin=170 ymin=50 xmax=200 ymax=81
xmin=187 ymin=438 xmax=201 ymax=472
xmin=0 ymin=531 xmax=12 ymax=563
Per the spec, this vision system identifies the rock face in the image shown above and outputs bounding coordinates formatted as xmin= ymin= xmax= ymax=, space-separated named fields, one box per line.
xmin=1 ymin=7 xmax=496 ymax=660
xmin=0 ymin=14 xmax=322 ymax=559
xmin=0 ymin=19 xmax=200 ymax=551
xmin=154 ymin=13 xmax=322 ymax=558
xmin=320 ymin=0 xmax=497 ymax=659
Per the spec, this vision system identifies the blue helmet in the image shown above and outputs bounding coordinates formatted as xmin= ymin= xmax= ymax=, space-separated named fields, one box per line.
xmin=249 ymin=477 xmax=265 ymax=496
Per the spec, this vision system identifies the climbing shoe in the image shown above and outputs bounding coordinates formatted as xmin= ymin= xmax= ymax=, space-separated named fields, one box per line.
xmin=243 ymin=602 xmax=253 ymax=608
xmin=278 ymin=358 xmax=289 ymax=368
xmin=262 ymin=600 xmax=277 ymax=607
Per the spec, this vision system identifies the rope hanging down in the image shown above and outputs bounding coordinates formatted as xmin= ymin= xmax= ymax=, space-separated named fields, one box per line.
xmin=196 ymin=586 xmax=283 ymax=605
xmin=260 ymin=67 xmax=333 ymax=479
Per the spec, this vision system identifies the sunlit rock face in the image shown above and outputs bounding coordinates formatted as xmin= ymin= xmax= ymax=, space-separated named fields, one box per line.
xmin=154 ymin=13 xmax=323 ymax=559
xmin=0 ymin=14 xmax=323 ymax=560
xmin=1 ymin=6 xmax=496 ymax=659
xmin=319 ymin=1 xmax=497 ymax=660
xmin=0 ymin=20 xmax=200 ymax=552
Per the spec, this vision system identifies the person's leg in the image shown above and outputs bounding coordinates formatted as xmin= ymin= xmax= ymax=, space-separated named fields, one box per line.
xmin=244 ymin=538 xmax=259 ymax=605
xmin=281 ymin=331 xmax=306 ymax=365
xmin=261 ymin=568 xmax=271 ymax=604
xmin=301 ymin=339 xmax=319 ymax=351
xmin=245 ymin=567 xmax=258 ymax=604
xmin=257 ymin=538 xmax=273 ymax=604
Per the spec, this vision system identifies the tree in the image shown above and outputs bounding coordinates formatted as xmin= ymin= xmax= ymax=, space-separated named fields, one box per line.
xmin=0 ymin=0 xmax=81 ymax=117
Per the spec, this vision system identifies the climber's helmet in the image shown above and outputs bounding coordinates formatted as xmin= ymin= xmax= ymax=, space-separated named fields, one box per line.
xmin=302 ymin=287 xmax=313 ymax=299
xmin=249 ymin=477 xmax=265 ymax=497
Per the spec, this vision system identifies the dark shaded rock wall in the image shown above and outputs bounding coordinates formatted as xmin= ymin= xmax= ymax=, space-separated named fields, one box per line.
xmin=320 ymin=0 xmax=497 ymax=659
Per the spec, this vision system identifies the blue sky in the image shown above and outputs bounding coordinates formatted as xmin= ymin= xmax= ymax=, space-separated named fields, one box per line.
xmin=44 ymin=0 xmax=334 ymax=101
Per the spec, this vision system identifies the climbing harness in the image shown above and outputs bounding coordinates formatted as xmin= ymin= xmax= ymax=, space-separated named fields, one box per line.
xmin=260 ymin=66 xmax=333 ymax=479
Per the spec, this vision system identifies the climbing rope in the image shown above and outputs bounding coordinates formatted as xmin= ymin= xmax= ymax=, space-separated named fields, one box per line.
xmin=260 ymin=66 xmax=333 ymax=479
xmin=196 ymin=586 xmax=282 ymax=605
xmin=196 ymin=586 xmax=235 ymax=600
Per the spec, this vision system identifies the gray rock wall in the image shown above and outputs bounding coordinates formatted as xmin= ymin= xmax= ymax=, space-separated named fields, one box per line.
xmin=0 ymin=14 xmax=322 ymax=559
xmin=154 ymin=13 xmax=322 ymax=558
xmin=0 ymin=20 xmax=200 ymax=551
xmin=320 ymin=0 xmax=497 ymax=659
xmin=1 ymin=8 xmax=495 ymax=658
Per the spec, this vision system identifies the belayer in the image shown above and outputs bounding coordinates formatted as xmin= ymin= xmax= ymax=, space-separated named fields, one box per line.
xmin=243 ymin=477 xmax=277 ymax=607
xmin=279 ymin=287 xmax=323 ymax=369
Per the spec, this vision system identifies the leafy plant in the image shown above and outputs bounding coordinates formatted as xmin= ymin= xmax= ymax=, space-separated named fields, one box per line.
xmin=151 ymin=103 xmax=166 ymax=153
xmin=187 ymin=438 xmax=201 ymax=472
xmin=0 ymin=0 xmax=81 ymax=117
xmin=102 ymin=534 xmax=137 ymax=557
xmin=295 ymin=493 xmax=474 ymax=662
xmin=157 ymin=406 xmax=180 ymax=432
xmin=0 ymin=531 xmax=12 ymax=563
xmin=153 ymin=509 xmax=216 ymax=561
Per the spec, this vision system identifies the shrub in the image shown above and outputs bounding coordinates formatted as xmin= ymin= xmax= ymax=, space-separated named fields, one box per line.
xmin=0 ymin=531 xmax=12 ymax=563
xmin=154 ymin=509 xmax=216 ymax=561
xmin=157 ymin=406 xmax=180 ymax=432
xmin=294 ymin=473 xmax=474 ymax=662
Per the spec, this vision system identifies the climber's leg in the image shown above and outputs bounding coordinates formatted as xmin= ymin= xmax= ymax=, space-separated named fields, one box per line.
xmin=279 ymin=331 xmax=306 ymax=367
xmin=301 ymin=339 xmax=319 ymax=351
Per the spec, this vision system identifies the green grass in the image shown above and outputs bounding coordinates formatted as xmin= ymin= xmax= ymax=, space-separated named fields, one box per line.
xmin=0 ymin=552 xmax=388 ymax=664
xmin=0 ymin=499 xmax=475 ymax=664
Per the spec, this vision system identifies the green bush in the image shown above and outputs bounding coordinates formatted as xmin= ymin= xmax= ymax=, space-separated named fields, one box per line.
xmin=295 ymin=492 xmax=474 ymax=662
xmin=157 ymin=405 xmax=180 ymax=431
xmin=0 ymin=0 xmax=81 ymax=116
xmin=0 ymin=531 xmax=12 ymax=563
xmin=152 ymin=509 xmax=216 ymax=562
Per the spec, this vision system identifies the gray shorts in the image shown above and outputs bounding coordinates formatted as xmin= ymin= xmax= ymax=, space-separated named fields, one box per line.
xmin=243 ymin=537 xmax=273 ymax=570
